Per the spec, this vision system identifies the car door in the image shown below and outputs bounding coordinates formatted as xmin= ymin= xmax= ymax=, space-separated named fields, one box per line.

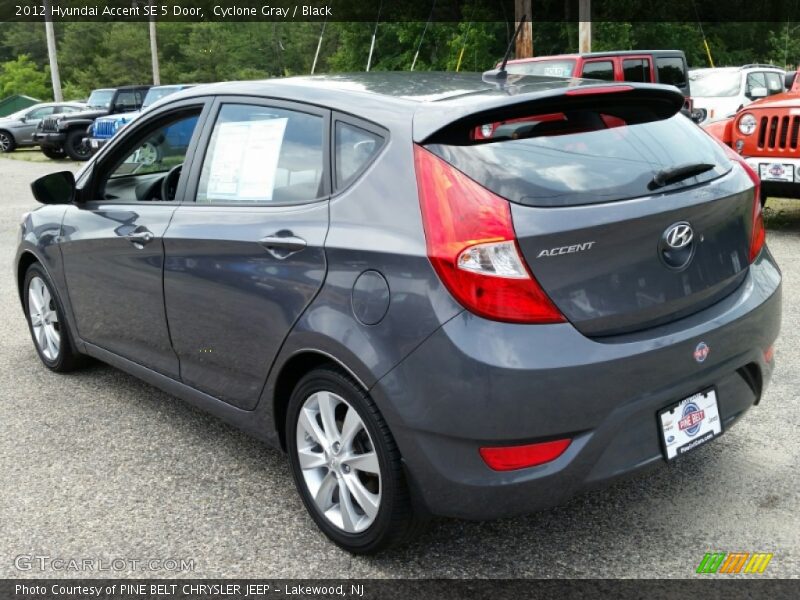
xmin=17 ymin=105 xmax=55 ymax=143
xmin=60 ymin=99 xmax=209 ymax=377
xmin=163 ymin=98 xmax=330 ymax=410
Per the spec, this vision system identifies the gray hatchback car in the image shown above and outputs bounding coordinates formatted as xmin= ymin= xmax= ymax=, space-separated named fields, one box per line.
xmin=15 ymin=73 xmax=781 ymax=553
xmin=0 ymin=102 xmax=86 ymax=154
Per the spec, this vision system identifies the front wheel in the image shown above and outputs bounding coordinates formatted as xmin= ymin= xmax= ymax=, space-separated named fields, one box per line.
xmin=286 ymin=367 xmax=422 ymax=554
xmin=0 ymin=130 xmax=16 ymax=152
xmin=64 ymin=129 xmax=92 ymax=161
xmin=23 ymin=263 xmax=85 ymax=372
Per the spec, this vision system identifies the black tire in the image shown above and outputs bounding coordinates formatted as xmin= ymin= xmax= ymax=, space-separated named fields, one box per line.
xmin=41 ymin=146 xmax=66 ymax=160
xmin=64 ymin=129 xmax=92 ymax=161
xmin=286 ymin=367 xmax=422 ymax=554
xmin=23 ymin=263 xmax=86 ymax=372
xmin=0 ymin=130 xmax=16 ymax=153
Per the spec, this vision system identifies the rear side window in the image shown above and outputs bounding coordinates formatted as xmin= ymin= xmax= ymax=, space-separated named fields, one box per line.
xmin=425 ymin=108 xmax=731 ymax=208
xmin=622 ymin=58 xmax=650 ymax=83
xmin=656 ymin=57 xmax=687 ymax=87
xmin=581 ymin=61 xmax=614 ymax=81
xmin=197 ymin=104 xmax=324 ymax=204
xmin=335 ymin=122 xmax=383 ymax=191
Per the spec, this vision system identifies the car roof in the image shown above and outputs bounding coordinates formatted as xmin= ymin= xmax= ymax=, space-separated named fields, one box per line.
xmin=164 ymin=71 xmax=682 ymax=141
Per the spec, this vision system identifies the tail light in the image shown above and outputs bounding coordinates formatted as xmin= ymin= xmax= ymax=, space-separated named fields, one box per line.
xmin=710 ymin=137 xmax=765 ymax=262
xmin=413 ymin=145 xmax=564 ymax=324
xmin=480 ymin=438 xmax=572 ymax=471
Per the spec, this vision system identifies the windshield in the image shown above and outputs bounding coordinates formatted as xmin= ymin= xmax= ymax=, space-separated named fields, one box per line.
xmin=506 ymin=59 xmax=576 ymax=78
xmin=142 ymin=86 xmax=182 ymax=109
xmin=689 ymin=70 xmax=740 ymax=97
xmin=86 ymin=89 xmax=115 ymax=109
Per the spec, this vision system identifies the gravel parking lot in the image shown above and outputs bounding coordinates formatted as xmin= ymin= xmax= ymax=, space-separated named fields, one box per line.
xmin=1 ymin=154 xmax=798 ymax=579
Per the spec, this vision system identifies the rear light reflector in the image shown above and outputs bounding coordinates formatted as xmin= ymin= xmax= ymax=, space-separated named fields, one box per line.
xmin=480 ymin=439 xmax=572 ymax=471
xmin=764 ymin=345 xmax=775 ymax=364
xmin=413 ymin=145 xmax=565 ymax=324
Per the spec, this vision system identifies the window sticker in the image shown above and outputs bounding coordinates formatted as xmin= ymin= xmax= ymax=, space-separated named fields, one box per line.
xmin=206 ymin=117 xmax=288 ymax=201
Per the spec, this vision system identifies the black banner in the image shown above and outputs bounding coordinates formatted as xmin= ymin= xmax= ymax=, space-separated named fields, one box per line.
xmin=2 ymin=579 xmax=799 ymax=600
xmin=2 ymin=0 xmax=800 ymax=22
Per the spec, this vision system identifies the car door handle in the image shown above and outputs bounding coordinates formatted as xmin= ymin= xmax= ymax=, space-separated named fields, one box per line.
xmin=259 ymin=233 xmax=306 ymax=258
xmin=126 ymin=230 xmax=154 ymax=247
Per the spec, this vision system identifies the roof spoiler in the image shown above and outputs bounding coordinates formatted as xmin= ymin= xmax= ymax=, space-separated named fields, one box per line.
xmin=414 ymin=83 xmax=686 ymax=143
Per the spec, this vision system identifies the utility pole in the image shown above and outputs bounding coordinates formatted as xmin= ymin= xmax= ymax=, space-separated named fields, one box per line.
xmin=579 ymin=0 xmax=592 ymax=53
xmin=43 ymin=0 xmax=63 ymax=101
xmin=514 ymin=0 xmax=533 ymax=58
xmin=149 ymin=2 xmax=160 ymax=86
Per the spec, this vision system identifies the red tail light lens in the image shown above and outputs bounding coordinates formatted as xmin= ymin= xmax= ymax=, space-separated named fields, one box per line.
xmin=480 ymin=438 xmax=572 ymax=471
xmin=710 ymin=137 xmax=765 ymax=262
xmin=413 ymin=145 xmax=565 ymax=324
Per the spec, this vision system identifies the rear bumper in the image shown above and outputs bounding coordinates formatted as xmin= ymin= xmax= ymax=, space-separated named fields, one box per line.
xmin=371 ymin=251 xmax=782 ymax=520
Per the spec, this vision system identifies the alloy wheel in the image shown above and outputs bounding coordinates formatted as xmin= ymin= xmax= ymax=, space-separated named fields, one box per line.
xmin=27 ymin=276 xmax=61 ymax=361
xmin=295 ymin=391 xmax=382 ymax=533
xmin=0 ymin=133 xmax=12 ymax=152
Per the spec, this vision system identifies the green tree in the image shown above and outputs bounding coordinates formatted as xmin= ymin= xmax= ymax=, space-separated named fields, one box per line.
xmin=0 ymin=54 xmax=50 ymax=99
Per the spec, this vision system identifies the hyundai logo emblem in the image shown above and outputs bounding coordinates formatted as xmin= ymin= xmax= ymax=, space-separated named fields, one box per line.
xmin=665 ymin=222 xmax=694 ymax=249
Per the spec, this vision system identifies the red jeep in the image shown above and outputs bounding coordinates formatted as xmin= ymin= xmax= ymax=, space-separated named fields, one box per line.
xmin=704 ymin=68 xmax=800 ymax=202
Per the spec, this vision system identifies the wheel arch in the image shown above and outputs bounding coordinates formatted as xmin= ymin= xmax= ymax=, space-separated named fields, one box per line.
xmin=272 ymin=349 xmax=369 ymax=451
xmin=16 ymin=251 xmax=40 ymax=306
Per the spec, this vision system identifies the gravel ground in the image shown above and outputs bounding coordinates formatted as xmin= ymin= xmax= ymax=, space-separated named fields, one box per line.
xmin=0 ymin=157 xmax=797 ymax=579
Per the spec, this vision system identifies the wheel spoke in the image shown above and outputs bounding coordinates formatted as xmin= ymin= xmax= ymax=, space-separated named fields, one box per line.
xmin=297 ymin=446 xmax=326 ymax=470
xmin=340 ymin=406 xmax=362 ymax=449
xmin=337 ymin=478 xmax=359 ymax=532
xmin=30 ymin=313 xmax=43 ymax=328
xmin=44 ymin=323 xmax=60 ymax=354
xmin=38 ymin=324 xmax=49 ymax=356
xmin=343 ymin=473 xmax=380 ymax=519
xmin=316 ymin=391 xmax=340 ymax=442
xmin=298 ymin=407 xmax=327 ymax=450
xmin=28 ymin=288 xmax=43 ymax=316
xmin=313 ymin=471 xmax=337 ymax=511
xmin=343 ymin=451 xmax=379 ymax=475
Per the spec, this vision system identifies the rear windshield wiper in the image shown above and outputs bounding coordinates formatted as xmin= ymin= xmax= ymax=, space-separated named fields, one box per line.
xmin=649 ymin=163 xmax=715 ymax=190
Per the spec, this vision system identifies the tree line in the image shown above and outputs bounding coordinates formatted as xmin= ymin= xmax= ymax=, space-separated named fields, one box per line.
xmin=0 ymin=19 xmax=798 ymax=101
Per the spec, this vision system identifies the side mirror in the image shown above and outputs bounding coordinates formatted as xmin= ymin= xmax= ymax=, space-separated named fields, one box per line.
xmin=785 ymin=72 xmax=797 ymax=90
xmin=749 ymin=86 xmax=768 ymax=99
xmin=31 ymin=171 xmax=76 ymax=205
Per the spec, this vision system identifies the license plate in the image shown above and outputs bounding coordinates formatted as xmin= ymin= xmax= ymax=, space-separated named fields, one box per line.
xmin=759 ymin=162 xmax=794 ymax=182
xmin=90 ymin=139 xmax=99 ymax=149
xmin=658 ymin=389 xmax=722 ymax=460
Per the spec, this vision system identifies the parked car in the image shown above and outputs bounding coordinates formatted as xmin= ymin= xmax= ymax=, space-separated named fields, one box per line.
xmin=703 ymin=68 xmax=800 ymax=202
xmin=690 ymin=65 xmax=785 ymax=125
xmin=33 ymin=85 xmax=150 ymax=161
xmin=16 ymin=73 xmax=780 ymax=554
xmin=0 ymin=102 xmax=86 ymax=153
xmin=498 ymin=49 xmax=694 ymax=119
xmin=87 ymin=84 xmax=194 ymax=153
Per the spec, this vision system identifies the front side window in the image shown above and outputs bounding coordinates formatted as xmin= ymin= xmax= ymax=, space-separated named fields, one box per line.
xmin=197 ymin=104 xmax=324 ymax=204
xmin=765 ymin=72 xmax=784 ymax=95
xmin=581 ymin=61 xmax=615 ymax=81
xmin=115 ymin=91 xmax=142 ymax=111
xmin=96 ymin=110 xmax=201 ymax=202
xmin=26 ymin=106 xmax=55 ymax=120
xmin=335 ymin=122 xmax=383 ymax=191
xmin=745 ymin=72 xmax=767 ymax=98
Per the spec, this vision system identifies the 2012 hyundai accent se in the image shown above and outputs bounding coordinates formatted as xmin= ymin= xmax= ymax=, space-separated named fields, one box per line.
xmin=15 ymin=73 xmax=781 ymax=554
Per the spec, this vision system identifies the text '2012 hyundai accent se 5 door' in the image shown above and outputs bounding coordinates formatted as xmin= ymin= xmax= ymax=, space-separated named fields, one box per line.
xmin=16 ymin=73 xmax=781 ymax=554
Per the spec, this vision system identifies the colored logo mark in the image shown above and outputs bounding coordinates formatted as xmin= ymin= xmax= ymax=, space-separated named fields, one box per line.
xmin=696 ymin=552 xmax=773 ymax=574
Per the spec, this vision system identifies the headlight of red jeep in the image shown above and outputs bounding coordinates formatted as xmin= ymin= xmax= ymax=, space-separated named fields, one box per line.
xmin=738 ymin=113 xmax=757 ymax=135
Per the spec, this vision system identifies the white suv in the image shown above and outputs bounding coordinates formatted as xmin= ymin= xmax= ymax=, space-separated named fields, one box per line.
xmin=690 ymin=65 xmax=785 ymax=124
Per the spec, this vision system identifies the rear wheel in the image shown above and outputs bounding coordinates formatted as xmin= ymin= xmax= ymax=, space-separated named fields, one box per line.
xmin=286 ymin=367 xmax=422 ymax=554
xmin=0 ymin=130 xmax=15 ymax=152
xmin=64 ymin=129 xmax=92 ymax=161
xmin=41 ymin=146 xmax=66 ymax=160
xmin=23 ymin=263 xmax=85 ymax=372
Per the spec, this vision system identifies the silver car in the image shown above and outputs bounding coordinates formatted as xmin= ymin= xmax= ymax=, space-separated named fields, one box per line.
xmin=0 ymin=102 xmax=85 ymax=153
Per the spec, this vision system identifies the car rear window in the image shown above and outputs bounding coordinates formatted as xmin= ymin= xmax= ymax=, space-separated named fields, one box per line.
xmin=656 ymin=57 xmax=687 ymax=87
xmin=424 ymin=109 xmax=731 ymax=207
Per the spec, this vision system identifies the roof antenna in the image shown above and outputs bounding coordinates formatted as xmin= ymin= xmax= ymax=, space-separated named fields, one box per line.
xmin=482 ymin=15 xmax=527 ymax=85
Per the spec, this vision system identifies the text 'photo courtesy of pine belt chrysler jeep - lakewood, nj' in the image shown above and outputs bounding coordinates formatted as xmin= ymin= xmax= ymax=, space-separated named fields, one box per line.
xmin=15 ymin=71 xmax=781 ymax=554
